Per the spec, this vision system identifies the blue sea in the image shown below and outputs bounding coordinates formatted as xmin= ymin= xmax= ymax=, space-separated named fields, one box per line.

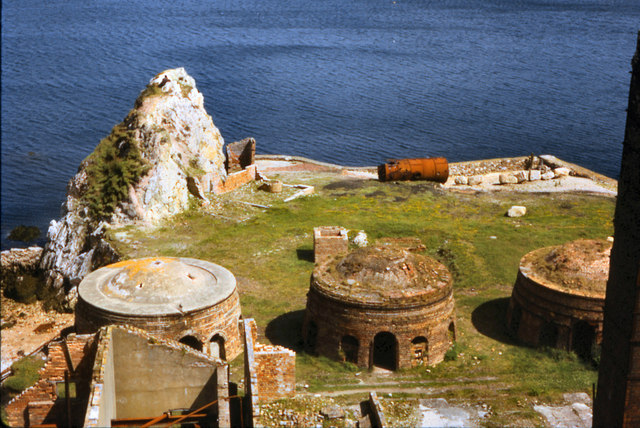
xmin=2 ymin=0 xmax=639 ymax=250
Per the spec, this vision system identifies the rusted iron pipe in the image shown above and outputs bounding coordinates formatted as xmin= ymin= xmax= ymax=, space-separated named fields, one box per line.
xmin=378 ymin=157 xmax=449 ymax=183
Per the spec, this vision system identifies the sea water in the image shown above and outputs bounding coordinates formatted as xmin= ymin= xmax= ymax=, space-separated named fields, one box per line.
xmin=2 ymin=0 xmax=639 ymax=249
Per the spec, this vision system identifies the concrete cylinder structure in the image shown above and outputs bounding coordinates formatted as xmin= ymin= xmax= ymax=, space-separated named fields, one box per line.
xmin=303 ymin=245 xmax=455 ymax=370
xmin=75 ymin=257 xmax=242 ymax=360
xmin=507 ymin=239 xmax=610 ymax=358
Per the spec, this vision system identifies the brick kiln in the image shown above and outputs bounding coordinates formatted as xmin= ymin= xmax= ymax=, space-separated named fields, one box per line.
xmin=303 ymin=240 xmax=456 ymax=370
xmin=75 ymin=257 xmax=242 ymax=360
xmin=507 ymin=239 xmax=610 ymax=358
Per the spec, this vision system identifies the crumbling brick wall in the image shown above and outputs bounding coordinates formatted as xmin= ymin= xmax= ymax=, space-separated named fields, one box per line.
xmin=5 ymin=334 xmax=97 ymax=427
xmin=226 ymin=138 xmax=256 ymax=173
xmin=242 ymin=319 xmax=296 ymax=406
xmin=254 ymin=344 xmax=296 ymax=402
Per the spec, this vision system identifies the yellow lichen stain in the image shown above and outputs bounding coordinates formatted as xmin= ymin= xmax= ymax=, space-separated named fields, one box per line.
xmin=107 ymin=257 xmax=177 ymax=278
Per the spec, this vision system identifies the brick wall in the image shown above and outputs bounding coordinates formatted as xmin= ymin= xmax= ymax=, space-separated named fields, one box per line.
xmin=242 ymin=319 xmax=296 ymax=407
xmin=226 ymin=138 xmax=256 ymax=173
xmin=212 ymin=164 xmax=257 ymax=194
xmin=254 ymin=344 xmax=296 ymax=402
xmin=5 ymin=334 xmax=97 ymax=427
xmin=304 ymin=285 xmax=455 ymax=369
xmin=313 ymin=226 xmax=348 ymax=264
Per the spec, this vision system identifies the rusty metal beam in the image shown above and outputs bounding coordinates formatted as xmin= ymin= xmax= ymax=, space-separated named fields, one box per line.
xmin=111 ymin=414 xmax=206 ymax=427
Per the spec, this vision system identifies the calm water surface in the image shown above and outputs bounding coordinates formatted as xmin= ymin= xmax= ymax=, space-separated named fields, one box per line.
xmin=2 ymin=0 xmax=639 ymax=249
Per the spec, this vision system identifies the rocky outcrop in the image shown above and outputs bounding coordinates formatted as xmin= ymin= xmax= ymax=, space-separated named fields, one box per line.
xmin=39 ymin=68 xmax=229 ymax=308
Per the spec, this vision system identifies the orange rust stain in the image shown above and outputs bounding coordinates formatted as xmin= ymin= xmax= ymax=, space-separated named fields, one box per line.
xmin=107 ymin=257 xmax=176 ymax=278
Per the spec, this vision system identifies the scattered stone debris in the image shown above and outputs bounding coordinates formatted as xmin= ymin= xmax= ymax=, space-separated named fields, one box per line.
xmin=418 ymin=398 xmax=488 ymax=427
xmin=534 ymin=392 xmax=592 ymax=427
xmin=352 ymin=230 xmax=369 ymax=247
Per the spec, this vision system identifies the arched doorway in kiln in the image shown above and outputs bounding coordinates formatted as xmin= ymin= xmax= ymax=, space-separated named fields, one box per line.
xmin=572 ymin=321 xmax=595 ymax=359
xmin=179 ymin=335 xmax=203 ymax=352
xmin=209 ymin=333 xmax=226 ymax=360
xmin=372 ymin=332 xmax=398 ymax=370
xmin=340 ymin=335 xmax=359 ymax=365
xmin=411 ymin=336 xmax=428 ymax=366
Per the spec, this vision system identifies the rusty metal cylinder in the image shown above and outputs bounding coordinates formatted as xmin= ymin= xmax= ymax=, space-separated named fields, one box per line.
xmin=378 ymin=157 xmax=449 ymax=183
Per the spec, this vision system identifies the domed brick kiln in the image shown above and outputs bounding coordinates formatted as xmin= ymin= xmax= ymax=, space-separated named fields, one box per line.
xmin=303 ymin=245 xmax=456 ymax=370
xmin=75 ymin=257 xmax=241 ymax=360
xmin=507 ymin=239 xmax=610 ymax=358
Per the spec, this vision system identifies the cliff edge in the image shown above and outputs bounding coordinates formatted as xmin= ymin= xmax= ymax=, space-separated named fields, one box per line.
xmin=39 ymin=68 xmax=228 ymax=308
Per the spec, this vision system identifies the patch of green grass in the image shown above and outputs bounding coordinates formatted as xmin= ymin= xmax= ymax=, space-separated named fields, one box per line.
xmin=109 ymin=176 xmax=613 ymax=423
xmin=135 ymin=83 xmax=164 ymax=107
xmin=2 ymin=355 xmax=45 ymax=394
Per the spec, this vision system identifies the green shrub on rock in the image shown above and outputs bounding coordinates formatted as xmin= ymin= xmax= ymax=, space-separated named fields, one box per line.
xmin=7 ymin=225 xmax=40 ymax=242
xmin=83 ymin=123 xmax=149 ymax=220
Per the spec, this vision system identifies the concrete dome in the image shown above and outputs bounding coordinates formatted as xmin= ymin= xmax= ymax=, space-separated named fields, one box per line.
xmin=76 ymin=256 xmax=242 ymax=360
xmin=80 ymin=257 xmax=236 ymax=316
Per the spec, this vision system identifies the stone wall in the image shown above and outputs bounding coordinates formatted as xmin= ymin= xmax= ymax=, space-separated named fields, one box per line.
xmin=75 ymin=289 xmax=242 ymax=360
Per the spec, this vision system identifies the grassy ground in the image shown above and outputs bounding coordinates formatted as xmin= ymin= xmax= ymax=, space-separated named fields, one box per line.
xmin=108 ymin=174 xmax=614 ymax=426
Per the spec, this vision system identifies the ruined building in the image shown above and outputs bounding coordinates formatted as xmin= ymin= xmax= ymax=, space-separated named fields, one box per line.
xmin=75 ymin=257 xmax=242 ymax=360
xmin=507 ymin=239 xmax=610 ymax=358
xmin=5 ymin=326 xmax=231 ymax=427
xmin=593 ymin=32 xmax=640 ymax=427
xmin=303 ymin=227 xmax=456 ymax=370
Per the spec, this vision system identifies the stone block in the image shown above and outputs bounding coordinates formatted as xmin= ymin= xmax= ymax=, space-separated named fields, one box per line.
xmin=529 ymin=170 xmax=541 ymax=181
xmin=468 ymin=176 xmax=483 ymax=185
xmin=499 ymin=173 xmax=518 ymax=185
xmin=454 ymin=176 xmax=468 ymax=185
xmin=554 ymin=167 xmax=571 ymax=178
xmin=507 ymin=206 xmax=527 ymax=217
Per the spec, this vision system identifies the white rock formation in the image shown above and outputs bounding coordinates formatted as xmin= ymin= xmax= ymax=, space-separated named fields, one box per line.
xmin=352 ymin=231 xmax=368 ymax=247
xmin=507 ymin=206 xmax=527 ymax=217
xmin=39 ymin=68 xmax=229 ymax=307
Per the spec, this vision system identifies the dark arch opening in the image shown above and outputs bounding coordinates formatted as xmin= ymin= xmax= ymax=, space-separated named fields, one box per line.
xmin=411 ymin=336 xmax=428 ymax=366
xmin=539 ymin=321 xmax=558 ymax=348
xmin=340 ymin=335 xmax=359 ymax=365
xmin=572 ymin=321 xmax=595 ymax=359
xmin=448 ymin=321 xmax=456 ymax=343
xmin=179 ymin=335 xmax=203 ymax=352
xmin=305 ymin=320 xmax=318 ymax=353
xmin=372 ymin=332 xmax=397 ymax=370
xmin=209 ymin=334 xmax=226 ymax=360
xmin=510 ymin=305 xmax=522 ymax=338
